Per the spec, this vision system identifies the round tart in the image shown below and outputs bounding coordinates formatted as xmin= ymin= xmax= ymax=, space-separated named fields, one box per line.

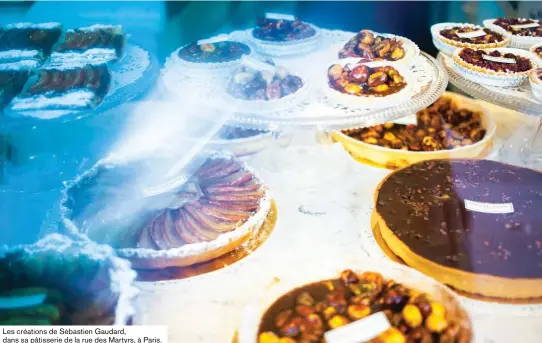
xmin=338 ymin=30 xmax=419 ymax=65
xmin=62 ymin=155 xmax=271 ymax=269
xmin=326 ymin=59 xmax=414 ymax=109
xmin=529 ymin=43 xmax=542 ymax=65
xmin=529 ymin=68 xmax=542 ymax=101
xmin=208 ymin=127 xmax=273 ymax=157
xmin=374 ymin=159 xmax=542 ymax=299
xmin=238 ymin=261 xmax=472 ymax=343
xmin=452 ymin=47 xmax=536 ymax=87
xmin=484 ymin=18 xmax=542 ymax=49
xmin=250 ymin=17 xmax=320 ymax=56
xmin=0 ymin=234 xmax=137 ymax=325
xmin=332 ymin=92 xmax=496 ymax=169
xmin=431 ymin=23 xmax=509 ymax=56
xmin=224 ymin=59 xmax=308 ymax=113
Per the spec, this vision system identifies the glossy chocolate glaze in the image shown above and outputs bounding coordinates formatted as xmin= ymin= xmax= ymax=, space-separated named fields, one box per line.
xmin=376 ymin=159 xmax=542 ymax=278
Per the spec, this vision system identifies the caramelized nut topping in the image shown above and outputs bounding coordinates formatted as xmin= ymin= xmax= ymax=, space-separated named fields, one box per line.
xmin=339 ymin=30 xmax=406 ymax=62
xmin=342 ymin=96 xmax=486 ymax=152
xmin=258 ymin=270 xmax=466 ymax=343
xmin=328 ymin=64 xmax=407 ymax=97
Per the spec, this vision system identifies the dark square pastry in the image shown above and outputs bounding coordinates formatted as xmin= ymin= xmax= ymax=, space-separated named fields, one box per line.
xmin=55 ymin=25 xmax=125 ymax=60
xmin=0 ymin=69 xmax=30 ymax=109
xmin=9 ymin=63 xmax=111 ymax=111
xmin=0 ymin=23 xmax=62 ymax=56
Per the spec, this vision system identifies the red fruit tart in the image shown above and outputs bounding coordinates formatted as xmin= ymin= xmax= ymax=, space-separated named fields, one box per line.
xmin=431 ymin=23 xmax=509 ymax=56
xmin=452 ymin=47 xmax=536 ymax=87
xmin=484 ymin=18 xmax=542 ymax=49
xmin=136 ymin=156 xmax=271 ymax=267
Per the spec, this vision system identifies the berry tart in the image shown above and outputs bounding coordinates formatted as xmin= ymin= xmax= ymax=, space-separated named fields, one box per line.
xmin=484 ymin=18 xmax=542 ymax=49
xmin=338 ymin=30 xmax=419 ymax=65
xmin=238 ymin=262 xmax=472 ymax=343
xmin=326 ymin=59 xmax=413 ymax=109
xmin=224 ymin=57 xmax=307 ymax=113
xmin=250 ymin=14 xmax=320 ymax=56
xmin=374 ymin=159 xmax=542 ymax=299
xmin=452 ymin=47 xmax=536 ymax=87
xmin=62 ymin=154 xmax=271 ymax=269
xmin=332 ymin=92 xmax=495 ymax=169
xmin=529 ymin=43 xmax=542 ymax=66
xmin=431 ymin=23 xmax=509 ymax=56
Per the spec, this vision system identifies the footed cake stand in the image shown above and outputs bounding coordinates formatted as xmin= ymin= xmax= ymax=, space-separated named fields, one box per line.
xmin=162 ymin=27 xmax=448 ymax=214
xmin=438 ymin=53 xmax=542 ymax=170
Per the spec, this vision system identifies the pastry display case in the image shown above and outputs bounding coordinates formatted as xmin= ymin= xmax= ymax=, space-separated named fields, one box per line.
xmin=2 ymin=4 xmax=542 ymax=343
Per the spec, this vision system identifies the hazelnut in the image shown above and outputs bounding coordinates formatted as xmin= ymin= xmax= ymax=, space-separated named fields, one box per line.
xmin=371 ymin=84 xmax=390 ymax=93
xmin=402 ymin=304 xmax=422 ymax=328
xmin=425 ymin=313 xmax=448 ymax=333
xmin=390 ymin=47 xmax=405 ymax=60
xmin=344 ymin=83 xmax=362 ymax=95
xmin=328 ymin=64 xmax=343 ymax=80
xmin=367 ymin=71 xmax=389 ymax=87
xmin=378 ymin=327 xmax=406 ymax=343
xmin=297 ymin=292 xmax=315 ymax=307
xmin=259 ymin=332 xmax=280 ymax=343
xmin=346 ymin=304 xmax=371 ymax=320
xmin=429 ymin=302 xmax=446 ymax=317
xmin=328 ymin=315 xmax=350 ymax=329
xmin=350 ymin=65 xmax=370 ymax=83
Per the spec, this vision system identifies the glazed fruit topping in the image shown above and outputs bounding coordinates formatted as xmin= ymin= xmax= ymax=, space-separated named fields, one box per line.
xmin=328 ymin=63 xmax=407 ymax=97
xmin=339 ymin=30 xmax=405 ymax=62
xmin=494 ymin=18 xmax=542 ymax=37
xmin=343 ymin=96 xmax=486 ymax=153
xmin=228 ymin=60 xmax=303 ymax=101
xmin=253 ymin=17 xmax=316 ymax=42
xmin=138 ymin=158 xmax=264 ymax=250
xmin=178 ymin=41 xmax=250 ymax=63
xmin=459 ymin=48 xmax=532 ymax=73
xmin=440 ymin=26 xmax=504 ymax=44
xmin=258 ymin=269 xmax=469 ymax=343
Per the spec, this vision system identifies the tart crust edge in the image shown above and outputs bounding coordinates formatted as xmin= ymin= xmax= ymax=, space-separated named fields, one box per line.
xmin=452 ymin=48 xmax=534 ymax=78
xmin=437 ymin=24 xmax=510 ymax=50
xmin=372 ymin=165 xmax=542 ymax=299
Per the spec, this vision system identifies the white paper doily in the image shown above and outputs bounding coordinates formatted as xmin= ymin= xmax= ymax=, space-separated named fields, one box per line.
xmin=439 ymin=53 xmax=542 ymax=116
xmin=358 ymin=203 xmax=542 ymax=316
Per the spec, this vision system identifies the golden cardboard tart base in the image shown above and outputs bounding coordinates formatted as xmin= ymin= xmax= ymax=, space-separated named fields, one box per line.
xmin=371 ymin=210 xmax=542 ymax=305
xmin=136 ymin=200 xmax=278 ymax=282
xmin=332 ymin=92 xmax=496 ymax=170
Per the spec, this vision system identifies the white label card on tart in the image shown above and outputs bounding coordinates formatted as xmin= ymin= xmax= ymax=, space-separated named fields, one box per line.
xmin=456 ymin=30 xmax=487 ymax=39
xmin=240 ymin=55 xmax=276 ymax=73
xmin=482 ymin=55 xmax=516 ymax=64
xmin=324 ymin=312 xmax=391 ymax=343
xmin=464 ymin=199 xmax=514 ymax=214
xmin=392 ymin=114 xmax=417 ymax=125
xmin=510 ymin=22 xmax=540 ymax=29
xmin=265 ymin=12 xmax=296 ymax=21
xmin=197 ymin=34 xmax=229 ymax=45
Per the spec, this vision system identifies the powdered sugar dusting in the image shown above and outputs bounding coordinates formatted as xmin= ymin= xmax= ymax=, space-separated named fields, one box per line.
xmin=49 ymin=49 xmax=117 ymax=66
xmin=4 ymin=22 xmax=61 ymax=30
xmin=0 ymin=59 xmax=40 ymax=70
xmin=78 ymin=24 xmax=122 ymax=33
xmin=10 ymin=90 xmax=96 ymax=110
xmin=0 ymin=50 xmax=41 ymax=61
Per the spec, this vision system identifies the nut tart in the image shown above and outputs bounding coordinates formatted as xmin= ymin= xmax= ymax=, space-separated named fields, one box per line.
xmin=339 ymin=30 xmax=420 ymax=65
xmin=452 ymin=47 xmax=536 ymax=87
xmin=332 ymin=92 xmax=496 ymax=170
xmin=484 ymin=18 xmax=542 ymax=49
xmin=374 ymin=159 xmax=542 ymax=299
xmin=326 ymin=59 xmax=414 ymax=109
xmin=238 ymin=261 xmax=472 ymax=343
xmin=431 ymin=23 xmax=509 ymax=56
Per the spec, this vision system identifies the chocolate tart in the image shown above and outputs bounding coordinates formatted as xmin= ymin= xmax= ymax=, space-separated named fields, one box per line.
xmin=237 ymin=261 xmax=472 ymax=343
xmin=0 ymin=234 xmax=137 ymax=325
xmin=484 ymin=18 xmax=542 ymax=49
xmin=431 ymin=23 xmax=509 ymax=56
xmin=61 ymin=154 xmax=271 ymax=269
xmin=332 ymin=92 xmax=496 ymax=169
xmin=452 ymin=47 xmax=536 ymax=87
xmin=373 ymin=159 xmax=542 ymax=299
